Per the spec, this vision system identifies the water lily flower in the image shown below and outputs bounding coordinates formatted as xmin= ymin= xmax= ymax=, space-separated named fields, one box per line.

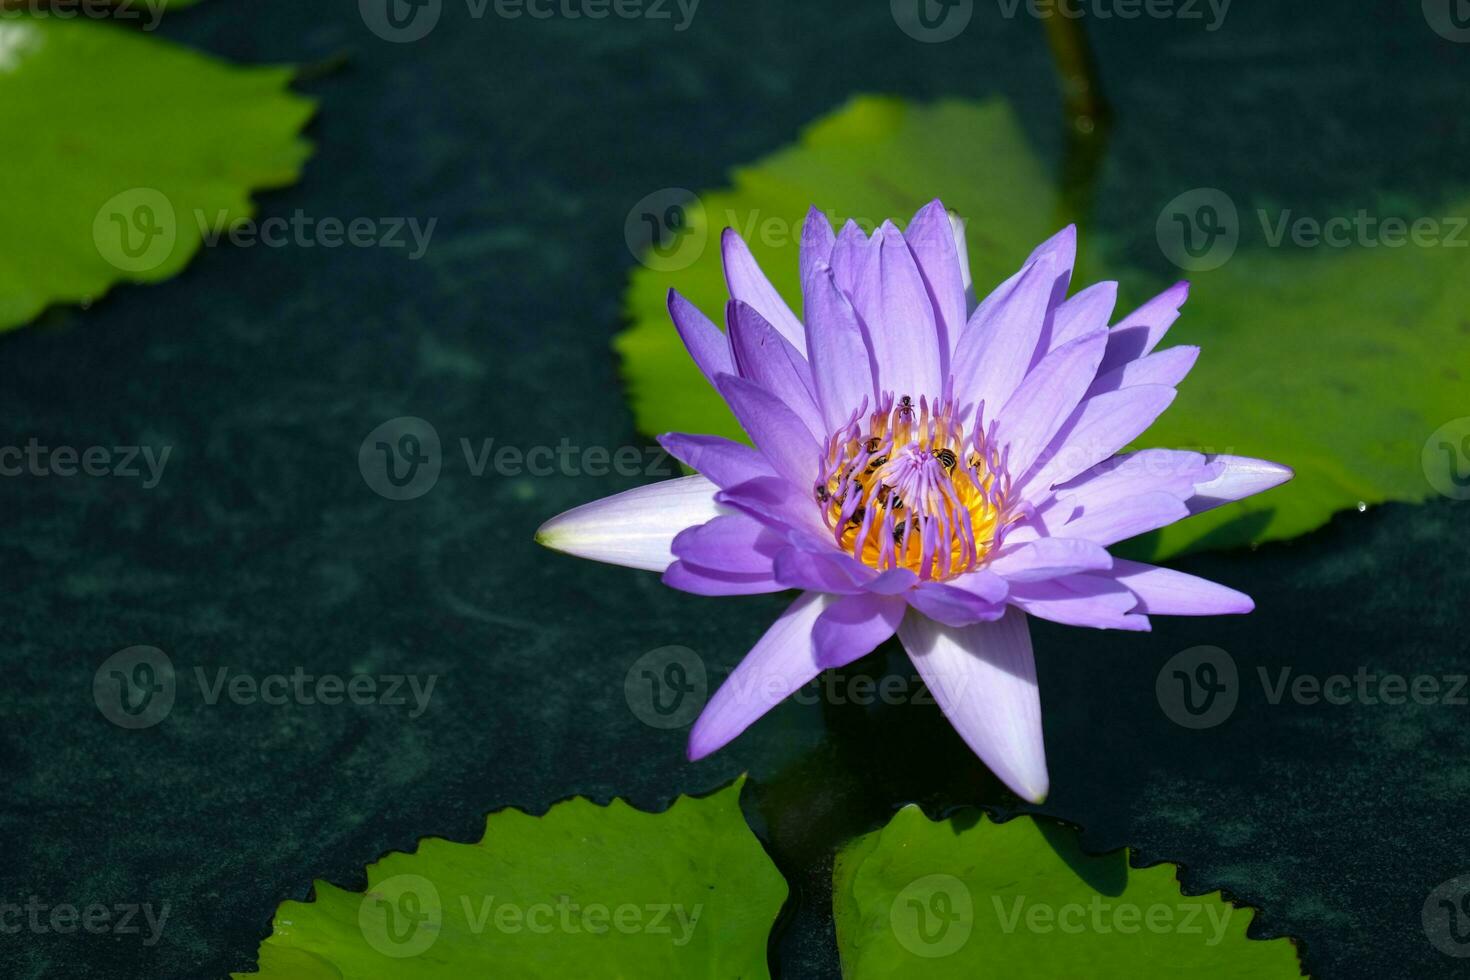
xmin=537 ymin=201 xmax=1290 ymax=802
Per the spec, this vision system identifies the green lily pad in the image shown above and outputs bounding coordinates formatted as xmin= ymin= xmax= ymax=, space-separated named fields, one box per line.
xmin=235 ymin=777 xmax=787 ymax=979
xmin=833 ymin=806 xmax=1304 ymax=977
xmin=617 ymin=96 xmax=1470 ymax=560
xmin=0 ymin=15 xmax=314 ymax=331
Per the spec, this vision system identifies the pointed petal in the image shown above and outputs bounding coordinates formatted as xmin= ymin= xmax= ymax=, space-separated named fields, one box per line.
xmin=715 ymin=373 xmax=822 ymax=489
xmin=803 ymin=263 xmax=877 ymax=431
xmin=536 ymin=475 xmax=720 ymax=572
xmin=986 ymin=537 xmax=1113 ymax=584
xmin=1010 ymin=574 xmax=1150 ymax=630
xmin=1047 ymin=280 xmax=1117 ymax=355
xmin=1017 ymin=385 xmax=1178 ymax=501
xmin=1186 ymin=455 xmax=1294 ymax=515
xmin=995 ymin=328 xmax=1108 ymax=477
xmin=658 ymin=432 xmax=775 ymax=489
xmin=668 ymin=289 xmax=733 ymax=385
xmin=829 ymin=220 xmax=872 ymax=295
xmin=688 ymin=591 xmax=834 ymax=759
xmin=904 ymin=200 xmax=967 ymax=364
xmin=728 ymin=301 xmax=824 ymax=438
xmin=1047 ymin=490 xmax=1191 ymax=546
xmin=1088 ymin=345 xmax=1199 ymax=397
xmin=721 ymin=228 xmax=806 ymax=355
xmin=953 ymin=249 xmax=1058 ymax=416
xmin=798 ymin=207 xmax=836 ymax=295
xmin=898 ymin=606 xmax=1049 ymax=803
xmin=1108 ymin=558 xmax=1254 ymax=615
xmin=850 ymin=221 xmax=942 ymax=399
xmin=1050 ymin=449 xmax=1215 ymax=518
xmin=813 ymin=592 xmax=906 ymax=669
xmin=1097 ymin=280 xmax=1189 ymax=376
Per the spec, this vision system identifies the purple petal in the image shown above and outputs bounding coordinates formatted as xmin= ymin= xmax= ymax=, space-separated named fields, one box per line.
xmin=799 ymin=206 xmax=836 ymax=287
xmin=688 ymin=591 xmax=833 ymax=760
xmin=812 ymin=592 xmax=906 ymax=669
xmin=671 ymin=513 xmax=783 ymax=573
xmin=772 ymin=544 xmax=870 ymax=595
xmin=715 ymin=373 xmax=822 ymax=489
xmin=952 ymin=235 xmax=1066 ymax=415
xmin=1010 ymin=574 xmax=1150 ymax=631
xmin=658 ymin=432 xmax=776 ymax=489
xmin=668 ymin=289 xmax=734 ymax=385
xmin=663 ymin=561 xmax=785 ymax=596
xmin=1049 ymin=449 xmax=1215 ymax=519
xmin=1186 ymin=455 xmax=1294 ymax=515
xmin=1088 ymin=345 xmax=1199 ymax=397
xmin=803 ymin=263 xmax=877 ymax=431
xmin=995 ymin=328 xmax=1108 ymax=477
xmin=1096 ymin=280 xmax=1189 ymax=376
xmin=1016 ymin=385 xmax=1178 ymax=502
xmin=1045 ymin=280 xmax=1116 ymax=356
xmin=829 ymin=220 xmax=872 ymax=295
xmin=716 ymin=476 xmax=827 ymax=538
xmin=728 ymin=301 xmax=824 ymax=438
xmin=898 ymin=606 xmax=1048 ymax=803
xmin=904 ymin=200 xmax=967 ymax=364
xmin=1046 ymin=490 xmax=1191 ymax=546
xmin=721 ymin=228 xmax=806 ymax=356
xmin=905 ymin=572 xmax=1008 ymax=627
xmin=536 ymin=475 xmax=721 ymax=572
xmin=1108 ymin=558 xmax=1254 ymax=615
xmin=850 ymin=221 xmax=943 ymax=399
xmin=986 ymin=537 xmax=1113 ymax=584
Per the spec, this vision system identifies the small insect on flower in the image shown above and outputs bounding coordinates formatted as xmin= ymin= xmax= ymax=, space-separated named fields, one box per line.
xmin=536 ymin=201 xmax=1291 ymax=802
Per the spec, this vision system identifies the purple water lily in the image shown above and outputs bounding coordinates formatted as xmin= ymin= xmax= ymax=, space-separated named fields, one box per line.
xmin=537 ymin=201 xmax=1290 ymax=802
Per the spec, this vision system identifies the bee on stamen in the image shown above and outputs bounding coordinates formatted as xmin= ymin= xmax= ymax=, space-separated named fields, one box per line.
xmin=847 ymin=506 xmax=866 ymax=526
xmin=933 ymin=447 xmax=957 ymax=470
